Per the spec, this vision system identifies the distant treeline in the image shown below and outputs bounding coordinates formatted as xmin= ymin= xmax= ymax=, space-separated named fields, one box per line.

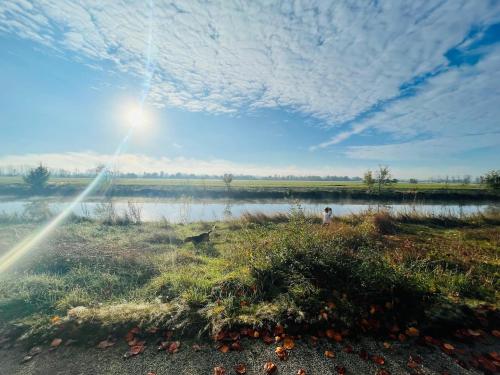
xmin=0 ymin=166 xmax=362 ymax=182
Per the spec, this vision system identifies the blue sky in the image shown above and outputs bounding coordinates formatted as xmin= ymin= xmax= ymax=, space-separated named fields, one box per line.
xmin=0 ymin=1 xmax=499 ymax=178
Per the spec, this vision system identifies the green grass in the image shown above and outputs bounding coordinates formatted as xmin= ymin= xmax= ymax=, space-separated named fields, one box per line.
xmin=0 ymin=209 xmax=498 ymax=343
xmin=0 ymin=176 xmax=485 ymax=190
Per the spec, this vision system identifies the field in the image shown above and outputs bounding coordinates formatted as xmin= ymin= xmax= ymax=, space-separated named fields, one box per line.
xmin=1 ymin=208 xmax=499 ymax=373
xmin=0 ymin=176 xmax=485 ymax=189
xmin=1 ymin=176 xmax=497 ymax=202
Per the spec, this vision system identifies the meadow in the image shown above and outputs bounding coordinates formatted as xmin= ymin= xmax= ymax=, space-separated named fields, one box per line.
xmin=0 ymin=207 xmax=498 ymax=347
xmin=0 ymin=176 xmax=497 ymax=202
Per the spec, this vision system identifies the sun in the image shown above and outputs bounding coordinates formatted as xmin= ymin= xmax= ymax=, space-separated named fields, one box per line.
xmin=123 ymin=103 xmax=149 ymax=129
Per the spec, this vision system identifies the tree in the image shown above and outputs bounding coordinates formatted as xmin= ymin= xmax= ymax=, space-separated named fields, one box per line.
xmin=363 ymin=170 xmax=375 ymax=192
xmin=24 ymin=164 xmax=50 ymax=191
xmin=481 ymin=170 xmax=500 ymax=190
xmin=409 ymin=178 xmax=418 ymax=184
xmin=223 ymin=173 xmax=233 ymax=190
xmin=375 ymin=165 xmax=391 ymax=193
xmin=463 ymin=175 xmax=471 ymax=185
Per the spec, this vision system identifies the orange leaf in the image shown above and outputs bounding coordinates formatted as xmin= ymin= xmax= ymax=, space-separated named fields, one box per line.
xmin=214 ymin=366 xmax=226 ymax=375
xmin=264 ymin=362 xmax=277 ymax=374
xmin=218 ymin=344 xmax=230 ymax=353
xmin=50 ymin=338 xmax=62 ymax=348
xmin=215 ymin=331 xmax=226 ymax=341
xmin=442 ymin=343 xmax=455 ymax=351
xmin=491 ymin=330 xmax=500 ymax=338
xmin=275 ymin=346 xmax=287 ymax=360
xmin=297 ymin=369 xmax=306 ymax=375
xmin=371 ymin=355 xmax=385 ymax=365
xmin=51 ymin=316 xmax=61 ymax=324
xmin=234 ymin=363 xmax=246 ymax=374
xmin=383 ymin=342 xmax=391 ymax=349
xmin=324 ymin=350 xmax=335 ymax=358
xmin=406 ymin=327 xmax=419 ymax=337
xmin=283 ymin=337 xmax=295 ymax=350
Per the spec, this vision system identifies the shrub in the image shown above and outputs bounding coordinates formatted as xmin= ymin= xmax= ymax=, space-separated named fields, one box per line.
xmin=23 ymin=164 xmax=50 ymax=191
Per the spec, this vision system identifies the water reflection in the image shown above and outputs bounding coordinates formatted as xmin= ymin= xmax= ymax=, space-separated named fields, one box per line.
xmin=0 ymin=199 xmax=498 ymax=223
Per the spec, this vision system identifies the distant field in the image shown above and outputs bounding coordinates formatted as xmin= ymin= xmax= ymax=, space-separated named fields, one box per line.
xmin=0 ymin=176 xmax=484 ymax=190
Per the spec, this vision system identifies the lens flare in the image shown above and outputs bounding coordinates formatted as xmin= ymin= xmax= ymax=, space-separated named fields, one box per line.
xmin=0 ymin=0 xmax=156 ymax=274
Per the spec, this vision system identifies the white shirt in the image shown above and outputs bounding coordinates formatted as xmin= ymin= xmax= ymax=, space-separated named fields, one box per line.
xmin=323 ymin=211 xmax=332 ymax=224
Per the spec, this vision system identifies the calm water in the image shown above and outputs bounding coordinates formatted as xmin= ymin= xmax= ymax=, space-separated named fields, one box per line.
xmin=0 ymin=199 xmax=498 ymax=223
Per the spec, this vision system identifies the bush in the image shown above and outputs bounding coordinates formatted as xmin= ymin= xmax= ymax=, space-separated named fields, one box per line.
xmin=23 ymin=165 xmax=50 ymax=191
xmin=481 ymin=170 xmax=500 ymax=190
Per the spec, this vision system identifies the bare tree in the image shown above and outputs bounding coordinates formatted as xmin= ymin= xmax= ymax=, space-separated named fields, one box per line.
xmin=363 ymin=170 xmax=375 ymax=192
xmin=223 ymin=173 xmax=233 ymax=190
xmin=375 ymin=165 xmax=391 ymax=194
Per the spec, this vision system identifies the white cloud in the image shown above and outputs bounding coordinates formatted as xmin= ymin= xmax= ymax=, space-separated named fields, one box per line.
xmin=1 ymin=0 xmax=499 ymax=126
xmin=345 ymin=134 xmax=500 ymax=161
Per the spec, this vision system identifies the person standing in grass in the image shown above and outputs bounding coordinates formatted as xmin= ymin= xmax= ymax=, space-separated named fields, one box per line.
xmin=322 ymin=207 xmax=333 ymax=225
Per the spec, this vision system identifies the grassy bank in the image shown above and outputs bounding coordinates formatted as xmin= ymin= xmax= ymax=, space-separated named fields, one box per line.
xmin=1 ymin=177 xmax=498 ymax=201
xmin=0 ymin=208 xmax=498 ymax=346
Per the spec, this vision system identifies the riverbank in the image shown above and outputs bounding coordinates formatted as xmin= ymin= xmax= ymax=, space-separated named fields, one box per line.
xmin=1 ymin=210 xmax=499 ymax=373
xmin=1 ymin=177 xmax=498 ymax=202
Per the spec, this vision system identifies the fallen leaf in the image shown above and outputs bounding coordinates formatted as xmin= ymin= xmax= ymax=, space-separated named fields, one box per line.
xmin=376 ymin=370 xmax=391 ymax=375
xmin=192 ymin=343 xmax=202 ymax=351
xmin=489 ymin=351 xmax=500 ymax=361
xmin=263 ymin=335 xmax=274 ymax=344
xmin=324 ymin=350 xmax=335 ymax=358
xmin=297 ymin=369 xmax=306 ymax=375
xmin=97 ymin=339 xmax=115 ymax=349
xmin=264 ymin=361 xmax=277 ymax=374
xmin=51 ymin=316 xmax=61 ymax=324
xmin=467 ymin=329 xmax=481 ymax=337
xmin=130 ymin=327 xmax=140 ymax=334
xmin=214 ymin=366 xmax=226 ymax=375
xmin=274 ymin=324 xmax=284 ymax=336
xmin=168 ymin=341 xmax=180 ymax=354
xmin=229 ymin=331 xmax=240 ymax=341
xmin=234 ymin=363 xmax=246 ymax=374
xmin=371 ymin=355 xmax=385 ymax=365
xmin=477 ymin=356 xmax=497 ymax=372
xmin=407 ymin=359 xmax=418 ymax=369
xmin=398 ymin=333 xmax=406 ymax=342
xmin=124 ymin=331 xmax=135 ymax=342
xmin=335 ymin=365 xmax=346 ymax=374
xmin=124 ymin=344 xmax=145 ymax=358
xmin=275 ymin=346 xmax=287 ymax=360
xmin=283 ymin=337 xmax=295 ymax=350
xmin=442 ymin=343 xmax=455 ymax=351
xmin=147 ymin=372 xmax=157 ymax=375
xmin=383 ymin=342 xmax=391 ymax=349
xmin=231 ymin=341 xmax=243 ymax=351
xmin=215 ymin=331 xmax=226 ymax=341
xmin=359 ymin=350 xmax=369 ymax=361
xmin=218 ymin=344 xmax=230 ymax=353
xmin=343 ymin=345 xmax=353 ymax=353
xmin=406 ymin=327 xmax=419 ymax=337
xmin=50 ymin=338 xmax=62 ymax=348
xmin=491 ymin=330 xmax=500 ymax=338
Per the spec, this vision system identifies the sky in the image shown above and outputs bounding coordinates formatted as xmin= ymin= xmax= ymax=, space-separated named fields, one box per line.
xmin=0 ymin=1 xmax=499 ymax=179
